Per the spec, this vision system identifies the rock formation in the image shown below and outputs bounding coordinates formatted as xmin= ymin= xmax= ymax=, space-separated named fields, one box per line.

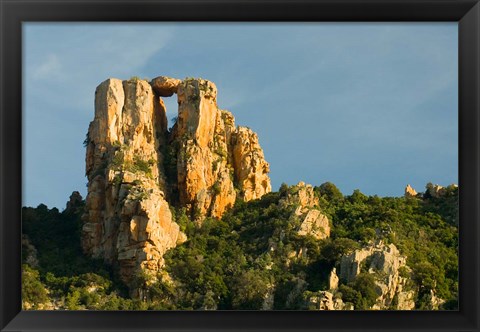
xmin=305 ymin=241 xmax=416 ymax=310
xmin=328 ymin=267 xmax=339 ymax=290
xmin=425 ymin=289 xmax=446 ymax=310
xmin=231 ymin=127 xmax=272 ymax=201
xmin=65 ymin=191 xmax=83 ymax=213
xmin=404 ymin=184 xmax=418 ymax=198
xmin=82 ymin=76 xmax=271 ymax=290
xmin=307 ymin=291 xmax=353 ymax=310
xmin=150 ymin=76 xmax=181 ymax=97
xmin=169 ymin=78 xmax=271 ymax=219
xmin=171 ymin=78 xmax=237 ymax=219
xmin=338 ymin=241 xmax=415 ymax=310
xmin=425 ymin=183 xmax=446 ymax=198
xmin=297 ymin=210 xmax=330 ymax=240
xmin=280 ymin=182 xmax=331 ymax=240
xmin=82 ymin=78 xmax=183 ymax=286
xmin=280 ymin=181 xmax=319 ymax=213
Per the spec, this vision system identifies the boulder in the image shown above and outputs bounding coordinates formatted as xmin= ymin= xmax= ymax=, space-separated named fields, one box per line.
xmin=150 ymin=76 xmax=182 ymax=97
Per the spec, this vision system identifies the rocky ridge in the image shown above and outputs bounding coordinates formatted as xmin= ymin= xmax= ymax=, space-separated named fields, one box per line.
xmin=82 ymin=76 xmax=271 ymax=290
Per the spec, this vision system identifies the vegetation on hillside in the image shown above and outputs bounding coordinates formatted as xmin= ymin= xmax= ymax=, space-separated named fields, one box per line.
xmin=22 ymin=203 xmax=147 ymax=310
xmin=21 ymin=182 xmax=458 ymax=310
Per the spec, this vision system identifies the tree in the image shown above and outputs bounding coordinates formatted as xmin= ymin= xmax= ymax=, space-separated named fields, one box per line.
xmin=320 ymin=238 xmax=360 ymax=265
xmin=352 ymin=273 xmax=378 ymax=308
xmin=316 ymin=182 xmax=343 ymax=202
xmin=22 ymin=265 xmax=48 ymax=308
xmin=230 ymin=270 xmax=269 ymax=309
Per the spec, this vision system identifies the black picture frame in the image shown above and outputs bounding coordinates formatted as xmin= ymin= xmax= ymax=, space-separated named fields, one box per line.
xmin=1 ymin=0 xmax=479 ymax=331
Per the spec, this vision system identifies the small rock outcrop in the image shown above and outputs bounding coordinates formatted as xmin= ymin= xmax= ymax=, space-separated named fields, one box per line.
xmin=425 ymin=289 xmax=446 ymax=310
xmin=404 ymin=184 xmax=418 ymax=198
xmin=307 ymin=291 xmax=353 ymax=310
xmin=280 ymin=182 xmax=331 ymax=240
xmin=338 ymin=241 xmax=415 ymax=310
xmin=280 ymin=181 xmax=319 ymax=213
xmin=297 ymin=209 xmax=330 ymax=240
xmin=328 ymin=267 xmax=339 ymax=290
xmin=82 ymin=76 xmax=271 ymax=291
xmin=425 ymin=183 xmax=446 ymax=198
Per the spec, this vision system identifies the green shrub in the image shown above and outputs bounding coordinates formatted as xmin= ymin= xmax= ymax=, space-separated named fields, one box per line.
xmin=21 ymin=180 xmax=458 ymax=310
xmin=212 ymin=182 xmax=222 ymax=195
xmin=22 ymin=265 xmax=49 ymax=308
xmin=129 ymin=76 xmax=141 ymax=82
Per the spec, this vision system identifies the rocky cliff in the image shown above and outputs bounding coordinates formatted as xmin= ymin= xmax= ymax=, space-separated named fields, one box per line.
xmin=82 ymin=76 xmax=271 ymax=289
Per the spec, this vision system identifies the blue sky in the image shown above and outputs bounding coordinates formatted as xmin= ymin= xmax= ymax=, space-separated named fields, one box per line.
xmin=23 ymin=23 xmax=458 ymax=209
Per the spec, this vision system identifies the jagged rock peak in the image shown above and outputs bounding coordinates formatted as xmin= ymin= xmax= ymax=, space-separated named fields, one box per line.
xmin=82 ymin=75 xmax=271 ymax=292
xmin=404 ymin=184 xmax=418 ymax=198
xmin=170 ymin=76 xmax=271 ymax=220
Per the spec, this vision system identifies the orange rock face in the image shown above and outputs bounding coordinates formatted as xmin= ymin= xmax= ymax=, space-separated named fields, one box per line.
xmin=174 ymin=79 xmax=234 ymax=219
xmin=83 ymin=78 xmax=183 ymax=287
xmin=82 ymin=76 xmax=272 ymax=291
xmin=231 ymin=127 xmax=272 ymax=201
xmin=172 ymin=78 xmax=271 ymax=220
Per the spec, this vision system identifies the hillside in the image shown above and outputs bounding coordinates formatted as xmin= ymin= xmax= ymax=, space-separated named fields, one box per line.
xmin=22 ymin=182 xmax=458 ymax=310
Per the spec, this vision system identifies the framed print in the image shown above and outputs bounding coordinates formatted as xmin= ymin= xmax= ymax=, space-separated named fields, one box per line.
xmin=1 ymin=0 xmax=479 ymax=331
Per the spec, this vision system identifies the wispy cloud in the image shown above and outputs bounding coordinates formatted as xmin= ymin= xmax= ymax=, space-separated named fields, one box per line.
xmin=33 ymin=54 xmax=62 ymax=80
xmin=25 ymin=24 xmax=174 ymax=110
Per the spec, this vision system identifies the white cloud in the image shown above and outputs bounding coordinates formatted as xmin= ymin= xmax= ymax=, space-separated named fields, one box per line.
xmin=32 ymin=54 xmax=62 ymax=80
